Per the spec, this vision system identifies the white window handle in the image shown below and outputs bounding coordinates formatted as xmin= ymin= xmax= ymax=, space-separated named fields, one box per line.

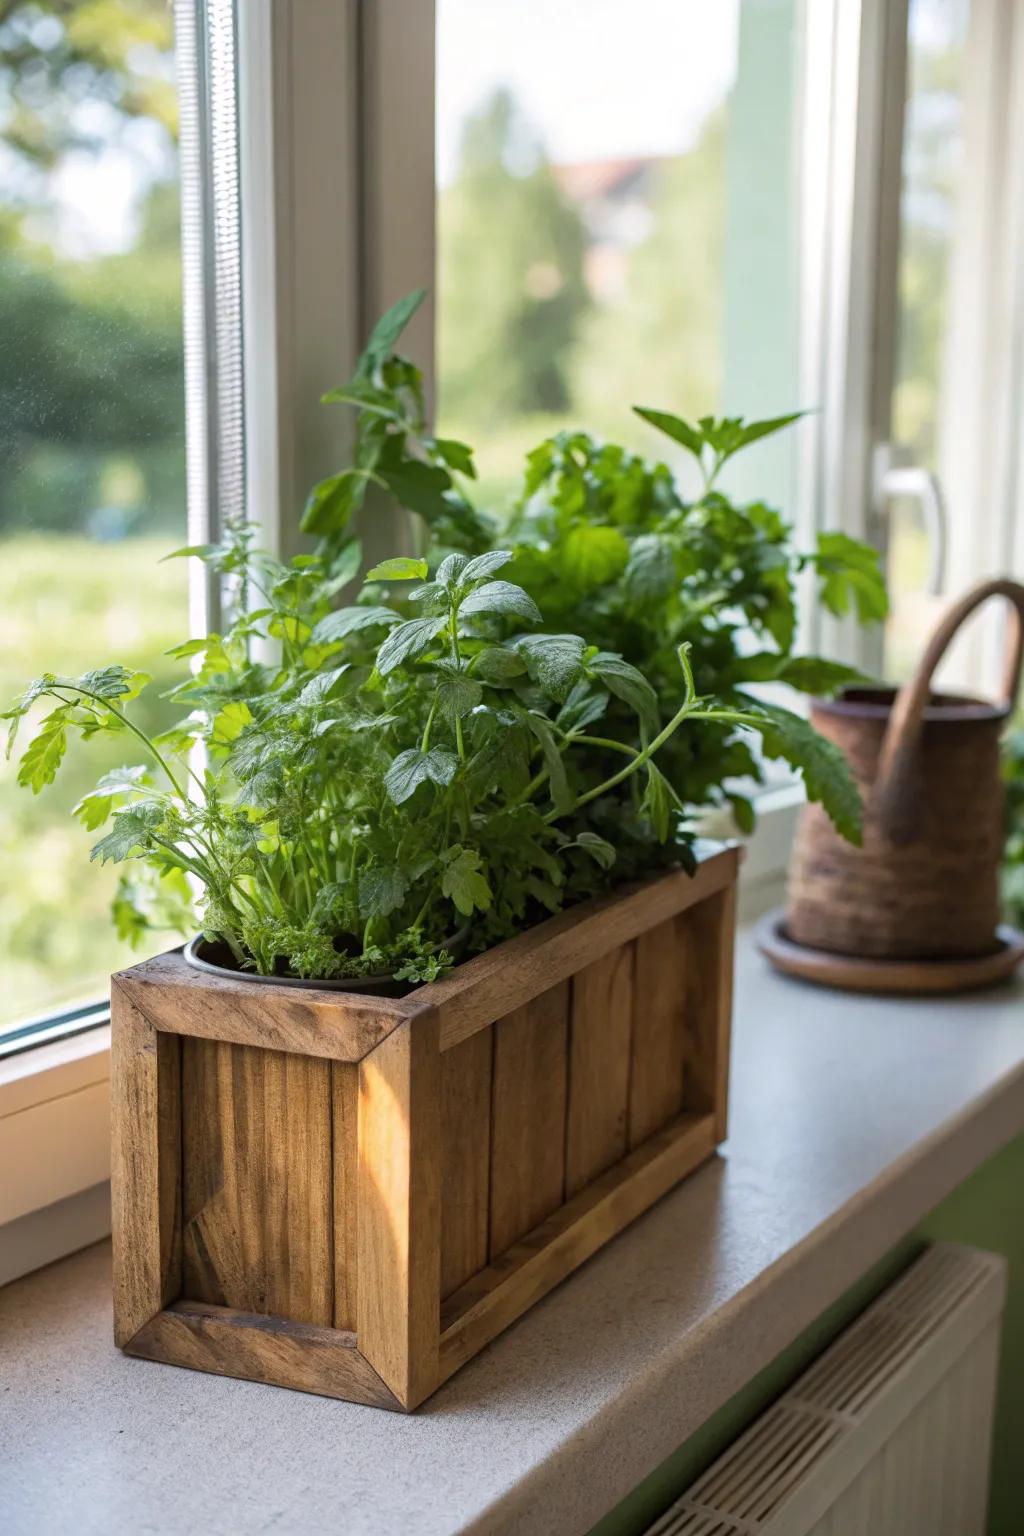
xmin=873 ymin=447 xmax=948 ymax=597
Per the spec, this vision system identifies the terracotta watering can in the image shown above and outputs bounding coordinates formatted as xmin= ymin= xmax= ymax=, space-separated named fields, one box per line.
xmin=787 ymin=578 xmax=1024 ymax=961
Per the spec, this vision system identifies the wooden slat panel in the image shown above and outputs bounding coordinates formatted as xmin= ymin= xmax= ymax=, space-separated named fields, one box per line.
xmin=565 ymin=945 xmax=634 ymax=1197
xmin=440 ymin=1112 xmax=717 ymax=1379
xmin=125 ymin=1302 xmax=402 ymax=1411
xmin=489 ymin=982 xmax=569 ymax=1258
xmin=682 ymin=884 xmax=737 ymax=1143
xmin=181 ymin=1040 xmax=333 ymax=1327
xmin=357 ymin=1016 xmax=441 ymax=1409
xmin=111 ymin=983 xmax=182 ymax=1346
xmin=629 ymin=915 xmax=688 ymax=1148
xmin=440 ymin=1030 xmax=493 ymax=1298
xmin=332 ymin=1061 xmax=359 ymax=1331
xmin=116 ymin=950 xmax=413 ymax=1060
xmin=413 ymin=846 xmax=740 ymax=1050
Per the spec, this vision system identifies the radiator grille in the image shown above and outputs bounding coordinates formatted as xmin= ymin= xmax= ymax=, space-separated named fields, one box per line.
xmin=648 ymin=1244 xmax=1005 ymax=1536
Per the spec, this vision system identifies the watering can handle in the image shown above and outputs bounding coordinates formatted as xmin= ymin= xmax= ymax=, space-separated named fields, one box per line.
xmin=873 ymin=578 xmax=1024 ymax=844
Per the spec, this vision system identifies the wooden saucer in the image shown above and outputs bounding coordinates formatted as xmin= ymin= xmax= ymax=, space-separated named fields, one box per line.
xmin=757 ymin=909 xmax=1024 ymax=996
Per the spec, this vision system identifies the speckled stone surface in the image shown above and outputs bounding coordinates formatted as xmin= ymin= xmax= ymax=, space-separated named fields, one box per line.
xmin=3 ymin=941 xmax=1024 ymax=1536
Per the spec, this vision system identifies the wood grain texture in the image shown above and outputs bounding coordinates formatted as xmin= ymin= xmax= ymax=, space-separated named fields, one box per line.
xmin=110 ymin=982 xmax=181 ymax=1347
xmin=413 ymin=847 xmax=739 ymax=1050
xmin=357 ymin=1015 xmax=441 ymax=1409
xmin=629 ymin=915 xmax=688 ymax=1148
xmin=439 ymin=1112 xmax=717 ymax=1378
xmin=489 ymin=982 xmax=569 ymax=1258
xmin=440 ymin=1029 xmax=493 ymax=1299
xmin=112 ymin=859 xmax=738 ymax=1409
xmin=115 ymin=949 xmax=414 ymax=1061
xmin=683 ymin=884 xmax=737 ymax=1142
xmin=332 ymin=1062 xmax=359 ymax=1331
xmin=125 ymin=1302 xmax=402 ymax=1410
xmin=181 ymin=1040 xmax=333 ymax=1327
xmin=565 ymin=944 xmax=634 ymax=1197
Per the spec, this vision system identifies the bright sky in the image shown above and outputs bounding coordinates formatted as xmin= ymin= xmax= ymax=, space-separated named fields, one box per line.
xmin=436 ymin=0 xmax=739 ymax=185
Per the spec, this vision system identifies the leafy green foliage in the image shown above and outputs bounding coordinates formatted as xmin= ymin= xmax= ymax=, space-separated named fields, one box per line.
xmin=321 ymin=314 xmax=884 ymax=847
xmin=7 ymin=518 xmax=763 ymax=981
xmin=7 ymin=296 xmax=888 ymax=985
xmin=1002 ymin=729 xmax=1024 ymax=924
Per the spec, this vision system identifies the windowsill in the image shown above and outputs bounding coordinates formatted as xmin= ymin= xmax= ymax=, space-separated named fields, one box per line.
xmin=0 ymin=1025 xmax=111 ymax=1232
xmin=3 ymin=934 xmax=1023 ymax=1534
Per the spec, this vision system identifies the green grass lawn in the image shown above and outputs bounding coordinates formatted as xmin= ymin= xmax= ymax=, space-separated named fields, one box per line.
xmin=0 ymin=534 xmax=189 ymax=1025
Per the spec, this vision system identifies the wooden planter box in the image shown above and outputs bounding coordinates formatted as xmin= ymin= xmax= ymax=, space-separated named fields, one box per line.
xmin=111 ymin=845 xmax=738 ymax=1411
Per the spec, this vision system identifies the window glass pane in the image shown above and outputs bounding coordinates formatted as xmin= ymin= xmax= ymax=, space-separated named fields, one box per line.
xmin=884 ymin=0 xmax=970 ymax=679
xmin=0 ymin=1 xmax=187 ymax=1027
xmin=436 ymin=0 xmax=803 ymax=517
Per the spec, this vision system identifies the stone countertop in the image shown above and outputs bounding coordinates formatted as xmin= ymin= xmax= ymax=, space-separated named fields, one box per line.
xmin=3 ymin=939 xmax=1024 ymax=1536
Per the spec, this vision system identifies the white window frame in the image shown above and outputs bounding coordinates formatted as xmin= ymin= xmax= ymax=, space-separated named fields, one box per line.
xmin=8 ymin=0 xmax=1024 ymax=1276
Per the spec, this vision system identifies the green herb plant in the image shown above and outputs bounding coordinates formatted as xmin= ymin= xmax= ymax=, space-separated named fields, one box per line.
xmin=311 ymin=289 xmax=888 ymax=845
xmin=1002 ymin=727 xmax=1024 ymax=925
xmin=6 ymin=535 xmax=779 ymax=981
xmin=5 ymin=291 xmax=887 ymax=985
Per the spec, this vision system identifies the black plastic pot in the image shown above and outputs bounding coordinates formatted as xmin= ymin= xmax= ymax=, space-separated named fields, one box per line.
xmin=183 ymin=931 xmax=467 ymax=997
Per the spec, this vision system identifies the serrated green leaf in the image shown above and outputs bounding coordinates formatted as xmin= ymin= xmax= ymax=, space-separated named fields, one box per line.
xmin=377 ymin=450 xmax=453 ymax=522
xmin=440 ymin=845 xmax=492 ymax=916
xmin=310 ymin=605 xmax=400 ymax=645
xmin=384 ymin=747 xmax=459 ymax=804
xmin=732 ymin=411 xmax=804 ymax=450
xmin=560 ymin=525 xmax=629 ymax=589
xmin=320 ymin=381 xmax=403 ymax=419
xmin=524 ymin=713 xmax=574 ymax=815
xmin=437 ymin=552 xmax=469 ymax=587
xmin=437 ymin=674 xmax=483 ymax=722
xmin=365 ymin=556 xmax=428 ymax=582
xmin=632 ymin=406 xmax=704 ymax=456
xmin=624 ymin=534 xmax=677 ymax=601
xmin=514 ymin=633 xmax=586 ymax=700
xmin=460 ymin=549 xmax=514 ymax=583
xmin=161 ymin=543 xmax=221 ymax=563
xmin=297 ymin=666 xmax=352 ymax=706
xmin=746 ymin=699 xmax=863 ymax=844
xmin=358 ymin=865 xmax=410 ymax=919
xmin=78 ymin=665 xmax=147 ymax=701
xmin=556 ymin=680 xmax=608 ymax=733
xmin=376 ymin=616 xmax=448 ymax=676
xmin=210 ymin=700 xmax=253 ymax=746
xmin=459 ymin=580 xmax=541 ymax=624
xmin=641 ymin=762 xmax=672 ymax=841
xmin=588 ymin=652 xmax=659 ymax=732
xmin=776 ymin=656 xmax=869 ymax=695
xmin=73 ymin=765 xmax=150 ymax=831
xmin=17 ymin=713 xmax=68 ymax=792
xmin=572 ymin=830 xmax=616 ymax=870
xmin=356 ymin=287 xmax=426 ymax=377
xmin=473 ymin=646 xmax=528 ymax=684
xmin=90 ymin=806 xmax=163 ymax=865
xmin=814 ymin=532 xmax=889 ymax=625
xmin=322 ymin=539 xmax=363 ymax=596
xmin=300 ymin=469 xmax=368 ymax=536
xmin=431 ymin=437 xmax=477 ymax=478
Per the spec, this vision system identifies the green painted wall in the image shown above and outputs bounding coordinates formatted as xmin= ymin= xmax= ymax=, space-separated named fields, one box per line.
xmin=590 ymin=1133 xmax=1024 ymax=1536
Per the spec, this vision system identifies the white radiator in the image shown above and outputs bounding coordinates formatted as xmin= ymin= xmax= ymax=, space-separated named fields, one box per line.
xmin=648 ymin=1243 xmax=1006 ymax=1536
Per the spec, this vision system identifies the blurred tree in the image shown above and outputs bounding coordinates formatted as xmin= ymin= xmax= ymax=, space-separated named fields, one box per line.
xmin=0 ymin=0 xmax=183 ymax=533
xmin=570 ymin=111 xmax=727 ymax=436
xmin=438 ymin=88 xmax=591 ymax=426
